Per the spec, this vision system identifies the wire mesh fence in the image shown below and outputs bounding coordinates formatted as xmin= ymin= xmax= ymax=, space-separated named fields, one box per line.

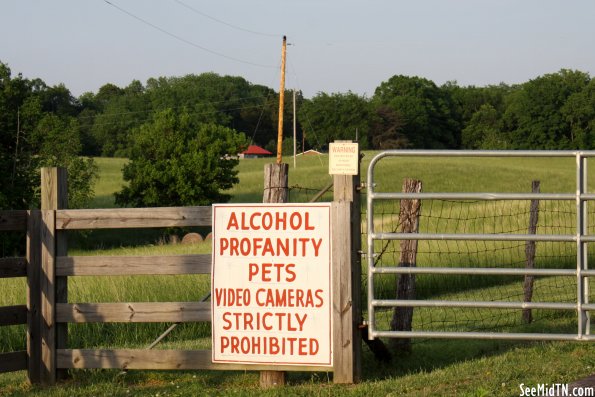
xmin=363 ymin=195 xmax=585 ymax=337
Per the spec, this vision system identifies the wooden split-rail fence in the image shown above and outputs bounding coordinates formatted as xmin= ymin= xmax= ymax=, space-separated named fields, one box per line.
xmin=0 ymin=168 xmax=361 ymax=386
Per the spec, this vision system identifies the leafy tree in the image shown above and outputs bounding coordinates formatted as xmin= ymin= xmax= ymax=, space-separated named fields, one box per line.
xmin=0 ymin=61 xmax=97 ymax=211
xmin=373 ymin=75 xmax=460 ymax=149
xmin=115 ymin=110 xmax=247 ymax=207
xmin=298 ymin=92 xmax=371 ymax=149
xmin=1 ymin=67 xmax=37 ymax=210
xmin=91 ymin=81 xmax=149 ymax=157
xmin=38 ymin=83 xmax=79 ymax=117
xmin=502 ymin=69 xmax=590 ymax=149
xmin=145 ymin=73 xmax=282 ymax=147
xmin=561 ymin=78 xmax=595 ymax=148
xmin=369 ymin=105 xmax=408 ymax=149
xmin=88 ymin=73 xmax=281 ymax=157
xmin=442 ymin=81 xmax=510 ymax=127
xmin=77 ymin=106 xmax=100 ymax=156
xmin=30 ymin=113 xmax=98 ymax=208
xmin=462 ymin=104 xmax=509 ymax=149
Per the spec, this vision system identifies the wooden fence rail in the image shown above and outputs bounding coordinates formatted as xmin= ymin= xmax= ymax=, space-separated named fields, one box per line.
xmin=55 ymin=254 xmax=211 ymax=276
xmin=0 ymin=305 xmax=27 ymax=326
xmin=55 ymin=302 xmax=211 ymax=323
xmin=1 ymin=166 xmax=360 ymax=386
xmin=56 ymin=207 xmax=211 ymax=230
xmin=57 ymin=349 xmax=330 ymax=372
xmin=0 ymin=210 xmax=31 ymax=376
xmin=0 ymin=352 xmax=27 ymax=374
xmin=0 ymin=258 xmax=27 ymax=278
xmin=0 ymin=210 xmax=27 ymax=231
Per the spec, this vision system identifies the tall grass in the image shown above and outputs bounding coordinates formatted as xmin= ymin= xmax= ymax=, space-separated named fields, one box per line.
xmin=0 ymin=277 xmax=26 ymax=353
xmin=91 ymin=157 xmax=128 ymax=208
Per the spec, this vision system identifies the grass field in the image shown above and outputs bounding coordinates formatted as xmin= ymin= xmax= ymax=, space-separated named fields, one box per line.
xmin=2 ymin=152 xmax=595 ymax=396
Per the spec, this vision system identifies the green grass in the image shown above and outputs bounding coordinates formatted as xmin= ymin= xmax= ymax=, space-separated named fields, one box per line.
xmin=91 ymin=157 xmax=129 ymax=208
xmin=1 ymin=341 xmax=594 ymax=396
xmin=2 ymin=153 xmax=595 ymax=396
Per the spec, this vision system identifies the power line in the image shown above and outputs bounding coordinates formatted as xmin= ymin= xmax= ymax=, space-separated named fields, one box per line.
xmin=77 ymin=94 xmax=273 ymax=120
xmin=87 ymin=103 xmax=271 ymax=128
xmin=248 ymin=60 xmax=283 ymax=146
xmin=173 ymin=0 xmax=279 ymax=38
xmin=249 ymin=91 xmax=275 ymax=146
xmin=288 ymin=58 xmax=325 ymax=156
xmin=103 ymin=0 xmax=276 ymax=69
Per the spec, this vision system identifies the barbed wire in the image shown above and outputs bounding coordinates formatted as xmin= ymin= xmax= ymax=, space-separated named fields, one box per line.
xmin=288 ymin=184 xmax=334 ymax=203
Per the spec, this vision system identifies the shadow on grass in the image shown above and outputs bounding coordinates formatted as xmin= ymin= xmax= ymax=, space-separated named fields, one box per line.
xmin=357 ymin=317 xmax=577 ymax=383
xmin=67 ymin=226 xmax=212 ymax=251
xmin=275 ymin=316 xmax=578 ymax=386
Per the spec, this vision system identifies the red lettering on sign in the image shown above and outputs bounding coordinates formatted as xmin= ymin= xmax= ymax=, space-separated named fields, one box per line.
xmin=219 ymin=238 xmax=229 ymax=255
xmin=226 ymin=213 xmax=239 ymax=230
xmin=220 ymin=336 xmax=229 ymax=352
xmin=248 ymin=262 xmax=297 ymax=282
xmin=214 ymin=288 xmax=251 ymax=307
xmin=250 ymin=212 xmax=261 ymax=230
xmin=225 ymin=211 xmax=317 ymax=232
xmin=219 ymin=336 xmax=320 ymax=356
xmin=222 ymin=312 xmax=231 ymax=330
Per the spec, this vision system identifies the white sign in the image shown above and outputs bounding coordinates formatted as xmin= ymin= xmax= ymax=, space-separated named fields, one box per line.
xmin=211 ymin=204 xmax=333 ymax=366
xmin=329 ymin=142 xmax=359 ymax=175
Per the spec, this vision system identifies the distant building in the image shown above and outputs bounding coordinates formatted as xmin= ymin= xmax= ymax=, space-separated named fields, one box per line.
xmin=297 ymin=149 xmax=324 ymax=156
xmin=239 ymin=145 xmax=273 ymax=159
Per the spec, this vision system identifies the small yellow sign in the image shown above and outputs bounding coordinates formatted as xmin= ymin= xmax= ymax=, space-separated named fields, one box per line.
xmin=329 ymin=142 xmax=359 ymax=175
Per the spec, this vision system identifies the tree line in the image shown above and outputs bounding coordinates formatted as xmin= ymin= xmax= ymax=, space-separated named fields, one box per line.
xmin=1 ymin=60 xmax=594 ymax=213
xmin=303 ymin=70 xmax=595 ymax=151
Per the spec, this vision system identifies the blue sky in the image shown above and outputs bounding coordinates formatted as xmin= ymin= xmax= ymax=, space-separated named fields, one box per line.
xmin=2 ymin=0 xmax=595 ymax=98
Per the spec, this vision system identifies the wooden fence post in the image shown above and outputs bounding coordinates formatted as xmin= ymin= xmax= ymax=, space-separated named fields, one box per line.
xmin=523 ymin=180 xmax=540 ymax=324
xmin=263 ymin=163 xmax=289 ymax=204
xmin=27 ymin=210 xmax=41 ymax=384
xmin=40 ymin=167 xmax=68 ymax=384
xmin=260 ymin=163 xmax=288 ymax=388
xmin=332 ymin=168 xmax=362 ymax=383
xmin=390 ymin=178 xmax=422 ymax=353
xmin=40 ymin=209 xmax=56 ymax=385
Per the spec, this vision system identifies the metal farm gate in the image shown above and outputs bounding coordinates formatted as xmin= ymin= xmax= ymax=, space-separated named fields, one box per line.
xmin=366 ymin=150 xmax=594 ymax=342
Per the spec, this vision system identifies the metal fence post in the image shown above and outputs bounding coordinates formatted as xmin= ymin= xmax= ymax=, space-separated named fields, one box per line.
xmin=577 ymin=155 xmax=589 ymax=337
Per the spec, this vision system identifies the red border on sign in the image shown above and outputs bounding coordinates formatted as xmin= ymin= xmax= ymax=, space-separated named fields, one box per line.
xmin=211 ymin=204 xmax=333 ymax=366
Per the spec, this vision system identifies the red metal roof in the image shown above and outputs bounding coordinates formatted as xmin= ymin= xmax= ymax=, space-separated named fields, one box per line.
xmin=241 ymin=145 xmax=272 ymax=155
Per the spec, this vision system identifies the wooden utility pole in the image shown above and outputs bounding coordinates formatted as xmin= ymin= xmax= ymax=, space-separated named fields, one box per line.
xmin=261 ymin=35 xmax=289 ymax=388
xmin=293 ymin=89 xmax=297 ymax=169
xmin=276 ymin=35 xmax=287 ymax=164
